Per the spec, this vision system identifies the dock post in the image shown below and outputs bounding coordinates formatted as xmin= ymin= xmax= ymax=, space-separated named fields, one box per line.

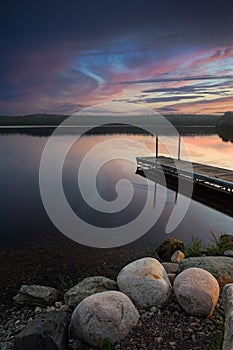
xmin=178 ymin=135 xmax=181 ymax=160
xmin=156 ymin=135 xmax=158 ymax=158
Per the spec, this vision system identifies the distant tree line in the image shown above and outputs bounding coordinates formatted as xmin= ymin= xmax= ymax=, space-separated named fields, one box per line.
xmin=0 ymin=112 xmax=232 ymax=129
xmin=216 ymin=111 xmax=233 ymax=128
xmin=0 ymin=114 xmax=68 ymax=126
xmin=0 ymin=113 xmax=222 ymax=126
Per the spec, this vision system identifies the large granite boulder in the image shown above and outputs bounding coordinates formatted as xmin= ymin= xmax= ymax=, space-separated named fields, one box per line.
xmin=64 ymin=276 xmax=118 ymax=308
xmin=174 ymin=267 xmax=219 ymax=317
xmin=117 ymin=257 xmax=171 ymax=308
xmin=70 ymin=291 xmax=139 ymax=346
xmin=13 ymin=285 xmax=60 ymax=306
xmin=14 ymin=311 xmax=69 ymax=350
xmin=179 ymin=256 xmax=233 ymax=288
xmin=222 ymin=284 xmax=233 ymax=350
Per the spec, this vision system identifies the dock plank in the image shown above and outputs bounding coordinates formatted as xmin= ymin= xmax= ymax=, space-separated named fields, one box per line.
xmin=136 ymin=156 xmax=233 ymax=192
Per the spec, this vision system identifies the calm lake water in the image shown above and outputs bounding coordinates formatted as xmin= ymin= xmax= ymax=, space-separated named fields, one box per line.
xmin=1 ymin=127 xmax=232 ymax=244
xmin=0 ymin=127 xmax=233 ymax=296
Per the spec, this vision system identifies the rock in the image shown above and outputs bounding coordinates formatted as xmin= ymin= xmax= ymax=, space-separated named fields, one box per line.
xmin=60 ymin=305 xmax=69 ymax=312
xmin=55 ymin=302 xmax=63 ymax=308
xmin=174 ymin=267 xmax=219 ymax=317
xmin=223 ymin=250 xmax=233 ymax=257
xmin=169 ymin=341 xmax=176 ymax=348
xmin=162 ymin=262 xmax=179 ymax=274
xmin=14 ymin=311 xmax=69 ymax=350
xmin=168 ymin=274 xmax=176 ymax=285
xmin=222 ymin=284 xmax=233 ymax=350
xmin=117 ymin=257 xmax=171 ymax=308
xmin=64 ymin=276 xmax=118 ymax=307
xmin=13 ymin=285 xmax=60 ymax=306
xmin=179 ymin=256 xmax=233 ymax=288
xmin=34 ymin=306 xmax=43 ymax=314
xmin=156 ymin=238 xmax=184 ymax=261
xmin=70 ymin=291 xmax=139 ymax=346
xmin=220 ymin=234 xmax=233 ymax=244
xmin=171 ymin=250 xmax=185 ymax=263
xmin=72 ymin=339 xmax=89 ymax=349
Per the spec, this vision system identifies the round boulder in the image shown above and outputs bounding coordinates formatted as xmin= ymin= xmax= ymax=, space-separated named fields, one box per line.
xmin=117 ymin=257 xmax=171 ymax=308
xmin=70 ymin=291 xmax=139 ymax=346
xmin=174 ymin=267 xmax=219 ymax=317
xmin=179 ymin=256 xmax=233 ymax=288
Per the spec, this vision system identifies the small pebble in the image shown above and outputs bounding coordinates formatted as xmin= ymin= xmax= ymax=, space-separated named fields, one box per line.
xmin=150 ymin=306 xmax=157 ymax=313
xmin=60 ymin=304 xmax=69 ymax=311
xmin=34 ymin=306 xmax=43 ymax=314
xmin=55 ymin=301 xmax=63 ymax=308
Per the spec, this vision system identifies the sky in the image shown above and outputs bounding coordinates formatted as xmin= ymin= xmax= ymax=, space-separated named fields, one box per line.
xmin=1 ymin=0 xmax=233 ymax=115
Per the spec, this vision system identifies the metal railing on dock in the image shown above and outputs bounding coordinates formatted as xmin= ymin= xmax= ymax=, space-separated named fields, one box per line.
xmin=136 ymin=156 xmax=233 ymax=194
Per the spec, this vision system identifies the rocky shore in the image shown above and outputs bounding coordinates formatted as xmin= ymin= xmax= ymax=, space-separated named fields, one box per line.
xmin=1 ymin=236 xmax=233 ymax=350
xmin=0 ymin=293 xmax=225 ymax=350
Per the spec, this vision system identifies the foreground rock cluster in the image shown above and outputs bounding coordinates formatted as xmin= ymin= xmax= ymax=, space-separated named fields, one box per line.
xmin=8 ymin=249 xmax=233 ymax=350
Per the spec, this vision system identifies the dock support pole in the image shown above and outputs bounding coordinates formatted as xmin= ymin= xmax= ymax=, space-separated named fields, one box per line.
xmin=178 ymin=135 xmax=181 ymax=160
xmin=156 ymin=135 xmax=158 ymax=158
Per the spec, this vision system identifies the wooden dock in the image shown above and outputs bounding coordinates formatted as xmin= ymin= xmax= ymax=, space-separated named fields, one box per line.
xmin=136 ymin=156 xmax=233 ymax=216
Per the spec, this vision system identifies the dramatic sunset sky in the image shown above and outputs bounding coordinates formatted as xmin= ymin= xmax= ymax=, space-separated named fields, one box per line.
xmin=1 ymin=0 xmax=233 ymax=115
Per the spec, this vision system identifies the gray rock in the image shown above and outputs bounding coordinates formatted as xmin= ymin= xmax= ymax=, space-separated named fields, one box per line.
xmin=70 ymin=291 xmax=139 ymax=346
xmin=13 ymin=285 xmax=60 ymax=306
xmin=179 ymin=256 xmax=233 ymax=288
xmin=162 ymin=262 xmax=179 ymax=274
xmin=14 ymin=311 xmax=69 ymax=350
xmin=34 ymin=306 xmax=43 ymax=314
xmin=171 ymin=250 xmax=185 ymax=263
xmin=117 ymin=258 xmax=171 ymax=308
xmin=174 ymin=267 xmax=219 ymax=317
xmin=64 ymin=276 xmax=118 ymax=307
xmin=222 ymin=284 xmax=233 ymax=350
xmin=168 ymin=273 xmax=176 ymax=285
xmin=223 ymin=250 xmax=233 ymax=257
xmin=72 ymin=339 xmax=90 ymax=350
xmin=156 ymin=238 xmax=184 ymax=261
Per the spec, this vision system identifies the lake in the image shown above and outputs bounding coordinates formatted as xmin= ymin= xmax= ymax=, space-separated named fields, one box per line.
xmin=0 ymin=126 xmax=233 ymax=298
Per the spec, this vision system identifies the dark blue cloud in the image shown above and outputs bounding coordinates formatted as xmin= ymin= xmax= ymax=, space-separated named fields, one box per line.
xmin=119 ymin=75 xmax=233 ymax=85
xmin=134 ymin=95 xmax=205 ymax=103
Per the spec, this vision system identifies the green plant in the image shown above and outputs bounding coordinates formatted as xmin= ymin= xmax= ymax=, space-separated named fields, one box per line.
xmin=99 ymin=337 xmax=114 ymax=350
xmin=146 ymin=244 xmax=157 ymax=256
xmin=206 ymin=231 xmax=233 ymax=256
xmin=156 ymin=238 xmax=184 ymax=261
xmin=184 ymin=231 xmax=233 ymax=258
xmin=57 ymin=274 xmax=76 ymax=292
xmin=101 ymin=259 xmax=107 ymax=269
xmin=184 ymin=235 xmax=203 ymax=257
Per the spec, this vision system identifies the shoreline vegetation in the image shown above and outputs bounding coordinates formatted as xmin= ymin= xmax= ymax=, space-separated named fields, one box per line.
xmin=0 ymin=112 xmax=232 ymax=141
xmin=0 ymin=113 xmax=224 ymax=127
